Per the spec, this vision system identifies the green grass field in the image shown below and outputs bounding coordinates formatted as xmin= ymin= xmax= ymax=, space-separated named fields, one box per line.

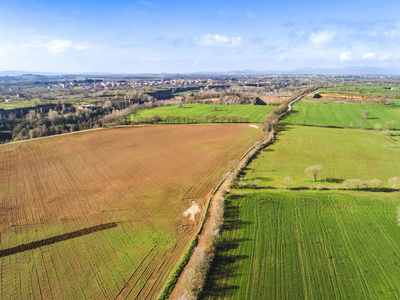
xmin=128 ymin=104 xmax=275 ymax=123
xmin=243 ymin=125 xmax=400 ymax=188
xmin=0 ymin=100 xmax=38 ymax=110
xmin=203 ymin=190 xmax=400 ymax=299
xmin=317 ymin=84 xmax=400 ymax=97
xmin=284 ymin=102 xmax=400 ymax=129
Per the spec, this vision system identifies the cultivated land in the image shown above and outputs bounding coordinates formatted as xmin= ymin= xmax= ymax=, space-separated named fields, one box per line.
xmin=0 ymin=124 xmax=262 ymax=299
xmin=317 ymin=84 xmax=400 ymax=97
xmin=203 ymin=190 xmax=400 ymax=299
xmin=128 ymin=104 xmax=275 ymax=123
xmin=243 ymin=125 xmax=400 ymax=188
xmin=284 ymin=102 xmax=400 ymax=129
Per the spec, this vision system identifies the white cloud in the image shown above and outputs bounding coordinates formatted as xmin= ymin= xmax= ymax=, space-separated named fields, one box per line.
xmin=385 ymin=30 xmax=400 ymax=38
xmin=309 ymin=30 xmax=335 ymax=45
xmin=17 ymin=38 xmax=92 ymax=53
xmin=340 ymin=51 xmax=352 ymax=60
xmin=47 ymin=40 xmax=73 ymax=53
xmin=276 ymin=55 xmax=286 ymax=62
xmin=196 ymin=34 xmax=243 ymax=47
xmin=46 ymin=39 xmax=91 ymax=53
xmin=363 ymin=52 xmax=376 ymax=59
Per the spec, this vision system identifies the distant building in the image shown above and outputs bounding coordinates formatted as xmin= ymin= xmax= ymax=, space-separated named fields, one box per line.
xmin=16 ymin=93 xmax=24 ymax=98
xmin=313 ymin=92 xmax=322 ymax=99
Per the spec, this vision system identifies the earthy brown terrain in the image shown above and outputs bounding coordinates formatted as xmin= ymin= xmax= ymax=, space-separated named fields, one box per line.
xmin=302 ymin=92 xmax=379 ymax=104
xmin=0 ymin=124 xmax=262 ymax=299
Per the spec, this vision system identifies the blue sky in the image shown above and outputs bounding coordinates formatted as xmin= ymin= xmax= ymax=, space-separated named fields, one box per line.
xmin=1 ymin=0 xmax=400 ymax=73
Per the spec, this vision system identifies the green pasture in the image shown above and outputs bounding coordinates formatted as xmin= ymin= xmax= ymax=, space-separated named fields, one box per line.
xmin=203 ymin=190 xmax=400 ymax=299
xmin=284 ymin=102 xmax=400 ymax=129
xmin=317 ymin=84 xmax=400 ymax=97
xmin=0 ymin=211 xmax=176 ymax=299
xmin=127 ymin=104 xmax=274 ymax=123
xmin=0 ymin=100 xmax=38 ymax=110
xmin=243 ymin=125 xmax=400 ymax=188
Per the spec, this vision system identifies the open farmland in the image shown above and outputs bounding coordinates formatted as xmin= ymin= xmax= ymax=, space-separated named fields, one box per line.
xmin=0 ymin=124 xmax=262 ymax=299
xmin=317 ymin=84 xmax=400 ymax=98
xmin=243 ymin=125 xmax=400 ymax=188
xmin=128 ymin=104 xmax=275 ymax=123
xmin=283 ymin=102 xmax=400 ymax=129
xmin=203 ymin=190 xmax=400 ymax=299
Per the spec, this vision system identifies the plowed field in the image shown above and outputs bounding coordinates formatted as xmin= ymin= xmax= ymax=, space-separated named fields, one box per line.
xmin=0 ymin=124 xmax=262 ymax=299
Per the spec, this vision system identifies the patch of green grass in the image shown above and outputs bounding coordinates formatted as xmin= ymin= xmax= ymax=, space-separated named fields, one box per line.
xmin=243 ymin=125 xmax=400 ymax=188
xmin=284 ymin=102 xmax=400 ymax=129
xmin=317 ymin=84 xmax=400 ymax=97
xmin=128 ymin=104 xmax=275 ymax=123
xmin=0 ymin=100 xmax=38 ymax=110
xmin=203 ymin=190 xmax=400 ymax=299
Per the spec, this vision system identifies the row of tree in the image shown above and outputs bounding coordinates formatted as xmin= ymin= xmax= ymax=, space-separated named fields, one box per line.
xmin=134 ymin=114 xmax=251 ymax=124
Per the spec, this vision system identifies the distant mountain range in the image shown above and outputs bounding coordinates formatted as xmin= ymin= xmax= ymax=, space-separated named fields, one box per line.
xmin=0 ymin=67 xmax=399 ymax=77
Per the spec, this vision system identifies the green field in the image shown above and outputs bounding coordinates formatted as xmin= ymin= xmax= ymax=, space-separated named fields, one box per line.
xmin=243 ymin=125 xmax=400 ymax=188
xmin=317 ymin=84 xmax=400 ymax=97
xmin=0 ymin=100 xmax=38 ymax=110
xmin=284 ymin=102 xmax=400 ymax=129
xmin=203 ymin=190 xmax=400 ymax=299
xmin=128 ymin=104 xmax=275 ymax=123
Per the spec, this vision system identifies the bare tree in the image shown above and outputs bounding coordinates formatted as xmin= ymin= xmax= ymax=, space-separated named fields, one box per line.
xmin=48 ymin=109 xmax=59 ymax=123
xmin=283 ymin=177 xmax=292 ymax=189
xmin=385 ymin=120 xmax=399 ymax=130
xmin=389 ymin=177 xmax=400 ymax=190
xmin=305 ymin=164 xmax=323 ymax=182
xmin=374 ymin=123 xmax=383 ymax=131
xmin=368 ymin=178 xmax=383 ymax=190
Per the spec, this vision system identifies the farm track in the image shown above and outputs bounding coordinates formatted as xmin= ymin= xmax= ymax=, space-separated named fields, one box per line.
xmin=0 ymin=124 xmax=262 ymax=299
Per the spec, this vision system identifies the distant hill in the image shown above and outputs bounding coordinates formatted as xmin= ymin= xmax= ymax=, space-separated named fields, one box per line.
xmin=0 ymin=67 xmax=399 ymax=77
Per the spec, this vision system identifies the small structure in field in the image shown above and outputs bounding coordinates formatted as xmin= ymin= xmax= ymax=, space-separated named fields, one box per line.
xmin=253 ymin=97 xmax=267 ymax=105
xmin=313 ymin=92 xmax=322 ymax=99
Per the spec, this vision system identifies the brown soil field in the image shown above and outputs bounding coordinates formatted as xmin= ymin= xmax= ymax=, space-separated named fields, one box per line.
xmin=302 ymin=92 xmax=373 ymax=104
xmin=0 ymin=124 xmax=262 ymax=299
xmin=258 ymin=96 xmax=287 ymax=105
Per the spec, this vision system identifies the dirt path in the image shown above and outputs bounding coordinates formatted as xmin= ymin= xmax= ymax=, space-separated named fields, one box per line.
xmin=168 ymin=128 xmax=274 ymax=299
xmin=168 ymin=88 xmax=314 ymax=299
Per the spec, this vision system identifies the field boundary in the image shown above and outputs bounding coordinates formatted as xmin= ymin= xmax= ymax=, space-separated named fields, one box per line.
xmin=0 ymin=222 xmax=117 ymax=258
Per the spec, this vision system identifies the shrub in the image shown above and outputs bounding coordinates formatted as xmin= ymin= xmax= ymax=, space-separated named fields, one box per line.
xmin=342 ymin=179 xmax=365 ymax=190
xmin=367 ymin=178 xmax=383 ymax=190
xmin=389 ymin=176 xmax=400 ymax=190
xmin=283 ymin=176 xmax=292 ymax=189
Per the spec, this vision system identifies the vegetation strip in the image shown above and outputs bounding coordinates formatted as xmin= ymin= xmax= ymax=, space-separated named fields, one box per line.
xmin=0 ymin=222 xmax=117 ymax=258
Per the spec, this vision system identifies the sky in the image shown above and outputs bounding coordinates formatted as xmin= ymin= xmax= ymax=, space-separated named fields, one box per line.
xmin=1 ymin=0 xmax=400 ymax=73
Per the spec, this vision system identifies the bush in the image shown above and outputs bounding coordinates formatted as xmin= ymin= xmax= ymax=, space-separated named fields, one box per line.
xmin=342 ymin=179 xmax=366 ymax=190
xmin=367 ymin=178 xmax=383 ymax=190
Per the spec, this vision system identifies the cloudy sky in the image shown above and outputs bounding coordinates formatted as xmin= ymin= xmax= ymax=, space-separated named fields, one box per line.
xmin=1 ymin=0 xmax=400 ymax=73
